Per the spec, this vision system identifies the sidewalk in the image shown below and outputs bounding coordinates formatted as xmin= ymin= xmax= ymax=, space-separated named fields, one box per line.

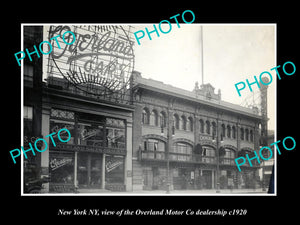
xmin=76 ymin=188 xmax=268 ymax=195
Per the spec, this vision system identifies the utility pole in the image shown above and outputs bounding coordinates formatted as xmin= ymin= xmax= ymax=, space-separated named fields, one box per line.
xmin=213 ymin=112 xmax=223 ymax=193
xmin=200 ymin=25 xmax=204 ymax=85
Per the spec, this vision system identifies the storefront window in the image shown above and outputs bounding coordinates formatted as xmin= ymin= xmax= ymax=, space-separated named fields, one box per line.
xmin=106 ymin=127 xmax=125 ymax=148
xmin=105 ymin=155 xmax=124 ymax=184
xmin=79 ymin=123 xmax=105 ymax=147
xmin=49 ymin=152 xmax=74 ymax=184
xmin=50 ymin=120 xmax=75 ymax=145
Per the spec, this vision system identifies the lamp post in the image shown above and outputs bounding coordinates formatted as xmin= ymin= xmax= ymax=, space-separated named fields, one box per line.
xmin=161 ymin=123 xmax=175 ymax=194
xmin=212 ymin=117 xmax=223 ymax=193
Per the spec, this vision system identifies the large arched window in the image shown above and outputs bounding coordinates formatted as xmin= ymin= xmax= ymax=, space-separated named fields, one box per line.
xmin=143 ymin=138 xmax=166 ymax=160
xmin=199 ymin=119 xmax=204 ymax=133
xmin=160 ymin=111 xmax=167 ymax=127
xmin=206 ymin=120 xmax=211 ymax=134
xmin=171 ymin=142 xmax=192 ymax=161
xmin=221 ymin=148 xmax=235 ymax=165
xmin=150 ymin=110 xmax=158 ymax=126
xmin=173 ymin=114 xmax=180 ymax=130
xmin=142 ymin=108 xmax=150 ymax=125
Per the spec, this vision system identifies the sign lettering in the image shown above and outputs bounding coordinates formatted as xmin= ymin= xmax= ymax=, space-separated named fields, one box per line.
xmin=46 ymin=25 xmax=135 ymax=97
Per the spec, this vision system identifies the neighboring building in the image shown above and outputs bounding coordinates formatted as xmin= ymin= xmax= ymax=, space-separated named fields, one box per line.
xmin=23 ymin=26 xmax=43 ymax=191
xmin=131 ymin=71 xmax=265 ymax=191
xmin=261 ymin=130 xmax=275 ymax=189
xmin=23 ymin=25 xmax=135 ymax=193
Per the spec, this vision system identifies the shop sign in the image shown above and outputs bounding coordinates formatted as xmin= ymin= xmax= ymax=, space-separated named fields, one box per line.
xmin=105 ymin=157 xmax=124 ymax=172
xmin=54 ymin=143 xmax=126 ymax=155
xmin=46 ymin=25 xmax=135 ymax=97
xmin=50 ymin=158 xmax=73 ymax=171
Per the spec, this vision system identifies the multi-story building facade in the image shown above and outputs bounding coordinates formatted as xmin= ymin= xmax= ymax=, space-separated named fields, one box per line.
xmin=23 ymin=25 xmax=135 ymax=193
xmin=23 ymin=25 xmax=268 ymax=193
xmin=131 ymin=71 xmax=265 ymax=191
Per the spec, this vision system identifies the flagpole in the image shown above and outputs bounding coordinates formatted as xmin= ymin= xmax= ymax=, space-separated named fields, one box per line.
xmin=200 ymin=25 xmax=204 ymax=85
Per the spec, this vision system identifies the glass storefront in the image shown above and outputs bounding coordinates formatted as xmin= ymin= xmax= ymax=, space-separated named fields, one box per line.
xmin=105 ymin=155 xmax=125 ymax=184
xmin=48 ymin=109 xmax=127 ymax=192
xmin=77 ymin=153 xmax=102 ymax=188
xmin=50 ymin=152 xmax=74 ymax=184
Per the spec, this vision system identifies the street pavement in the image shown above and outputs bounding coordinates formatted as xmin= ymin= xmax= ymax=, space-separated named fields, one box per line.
xmin=76 ymin=188 xmax=269 ymax=195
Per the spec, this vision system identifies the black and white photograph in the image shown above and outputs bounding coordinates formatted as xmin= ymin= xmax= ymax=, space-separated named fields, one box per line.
xmin=21 ymin=23 xmax=276 ymax=195
xmin=4 ymin=5 xmax=298 ymax=224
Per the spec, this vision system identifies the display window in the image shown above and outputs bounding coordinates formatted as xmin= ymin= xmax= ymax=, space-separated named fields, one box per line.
xmin=49 ymin=120 xmax=75 ymax=145
xmin=78 ymin=123 xmax=105 ymax=147
xmin=105 ymin=155 xmax=124 ymax=184
xmin=49 ymin=152 xmax=74 ymax=184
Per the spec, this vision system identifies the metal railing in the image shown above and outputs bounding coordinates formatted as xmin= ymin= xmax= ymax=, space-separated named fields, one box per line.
xmin=139 ymin=150 xmax=250 ymax=167
xmin=140 ymin=150 xmax=216 ymax=164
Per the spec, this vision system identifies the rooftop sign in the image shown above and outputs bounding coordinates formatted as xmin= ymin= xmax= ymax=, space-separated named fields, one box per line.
xmin=46 ymin=25 xmax=135 ymax=98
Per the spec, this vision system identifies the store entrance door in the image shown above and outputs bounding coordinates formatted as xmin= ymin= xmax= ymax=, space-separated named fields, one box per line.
xmin=77 ymin=153 xmax=102 ymax=188
xmin=202 ymin=170 xmax=212 ymax=189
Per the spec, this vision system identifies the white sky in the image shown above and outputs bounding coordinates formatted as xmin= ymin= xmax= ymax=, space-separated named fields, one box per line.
xmin=133 ymin=24 xmax=276 ymax=131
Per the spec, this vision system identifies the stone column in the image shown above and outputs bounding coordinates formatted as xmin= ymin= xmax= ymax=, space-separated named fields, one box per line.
xmin=125 ymin=118 xmax=133 ymax=191
xmin=40 ymin=107 xmax=50 ymax=193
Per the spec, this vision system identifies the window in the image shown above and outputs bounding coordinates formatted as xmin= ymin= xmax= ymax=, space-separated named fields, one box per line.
xmin=105 ymin=155 xmax=125 ymax=184
xmin=232 ymin=126 xmax=236 ymax=139
xmin=150 ymin=110 xmax=158 ymax=126
xmin=173 ymin=114 xmax=180 ymax=129
xmin=221 ymin=149 xmax=235 ymax=165
xmin=24 ymin=106 xmax=33 ymax=147
xmin=181 ymin=115 xmax=187 ymax=130
xmin=106 ymin=118 xmax=126 ymax=149
xmin=24 ymin=106 xmax=33 ymax=120
xmin=199 ymin=119 xmax=204 ymax=133
xmin=202 ymin=146 xmax=215 ymax=163
xmin=142 ymin=108 xmax=150 ymax=125
xmin=160 ymin=111 xmax=167 ymax=127
xmin=206 ymin=120 xmax=211 ymax=134
xmin=50 ymin=120 xmax=75 ymax=145
xmin=49 ymin=152 xmax=74 ymax=185
xmin=227 ymin=125 xmax=231 ymax=138
xmin=171 ymin=142 xmax=192 ymax=161
xmin=250 ymin=130 xmax=254 ymax=142
xmin=212 ymin=122 xmax=216 ymax=138
xmin=106 ymin=127 xmax=125 ymax=148
xmin=143 ymin=139 xmax=166 ymax=159
xmin=245 ymin=129 xmax=249 ymax=141
xmin=221 ymin=124 xmax=226 ymax=138
xmin=240 ymin=128 xmax=244 ymax=140
xmin=24 ymin=64 xmax=34 ymax=82
xmin=187 ymin=117 xmax=193 ymax=131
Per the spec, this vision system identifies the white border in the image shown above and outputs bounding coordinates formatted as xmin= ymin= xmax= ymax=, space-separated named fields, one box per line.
xmin=20 ymin=23 xmax=277 ymax=197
